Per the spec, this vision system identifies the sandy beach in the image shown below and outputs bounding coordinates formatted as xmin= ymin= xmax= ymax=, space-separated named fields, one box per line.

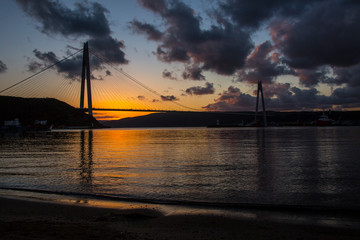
xmin=0 ymin=196 xmax=359 ymax=240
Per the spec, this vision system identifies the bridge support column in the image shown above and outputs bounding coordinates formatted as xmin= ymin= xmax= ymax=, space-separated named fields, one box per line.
xmin=254 ymin=80 xmax=267 ymax=127
xmin=80 ymin=42 xmax=93 ymax=116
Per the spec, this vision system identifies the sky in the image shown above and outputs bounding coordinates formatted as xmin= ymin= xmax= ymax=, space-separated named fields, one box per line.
xmin=0 ymin=0 xmax=360 ymax=120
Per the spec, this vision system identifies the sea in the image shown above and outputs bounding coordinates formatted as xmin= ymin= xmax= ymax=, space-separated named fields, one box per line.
xmin=1 ymin=126 xmax=360 ymax=215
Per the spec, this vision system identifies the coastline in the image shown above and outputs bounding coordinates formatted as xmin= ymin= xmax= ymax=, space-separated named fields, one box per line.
xmin=1 ymin=190 xmax=360 ymax=239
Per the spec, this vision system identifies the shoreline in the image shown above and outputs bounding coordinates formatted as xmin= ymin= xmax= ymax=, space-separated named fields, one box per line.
xmin=1 ymin=190 xmax=360 ymax=239
xmin=2 ymin=187 xmax=360 ymax=217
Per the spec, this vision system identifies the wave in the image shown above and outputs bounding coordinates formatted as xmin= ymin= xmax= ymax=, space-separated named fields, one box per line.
xmin=1 ymin=186 xmax=359 ymax=216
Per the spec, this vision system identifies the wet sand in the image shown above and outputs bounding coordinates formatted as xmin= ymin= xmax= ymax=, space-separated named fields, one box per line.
xmin=1 ymin=196 xmax=359 ymax=240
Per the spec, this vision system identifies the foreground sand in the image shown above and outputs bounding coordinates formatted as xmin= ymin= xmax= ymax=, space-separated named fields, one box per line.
xmin=1 ymin=196 xmax=359 ymax=240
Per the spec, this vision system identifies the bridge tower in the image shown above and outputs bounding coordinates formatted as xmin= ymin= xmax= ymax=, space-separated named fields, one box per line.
xmin=254 ymin=80 xmax=267 ymax=127
xmin=80 ymin=42 xmax=93 ymax=116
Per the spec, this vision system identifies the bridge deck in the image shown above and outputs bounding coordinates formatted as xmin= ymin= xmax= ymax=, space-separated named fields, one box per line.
xmin=80 ymin=108 xmax=259 ymax=115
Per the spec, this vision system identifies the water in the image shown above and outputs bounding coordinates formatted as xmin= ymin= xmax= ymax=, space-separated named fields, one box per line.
xmin=1 ymin=127 xmax=360 ymax=210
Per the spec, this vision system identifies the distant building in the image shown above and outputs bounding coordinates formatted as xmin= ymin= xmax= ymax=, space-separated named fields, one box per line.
xmin=4 ymin=118 xmax=20 ymax=126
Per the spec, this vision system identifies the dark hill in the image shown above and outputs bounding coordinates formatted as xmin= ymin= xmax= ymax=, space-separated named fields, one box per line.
xmin=0 ymin=96 xmax=103 ymax=128
xmin=101 ymin=112 xmax=255 ymax=128
xmin=101 ymin=111 xmax=360 ymax=128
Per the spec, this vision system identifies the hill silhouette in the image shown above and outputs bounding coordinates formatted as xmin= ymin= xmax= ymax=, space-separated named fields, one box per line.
xmin=101 ymin=111 xmax=360 ymax=128
xmin=0 ymin=96 xmax=102 ymax=128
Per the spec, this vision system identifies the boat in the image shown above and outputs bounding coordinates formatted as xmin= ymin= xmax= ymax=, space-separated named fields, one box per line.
xmin=28 ymin=120 xmax=53 ymax=131
xmin=316 ymin=113 xmax=333 ymax=126
xmin=0 ymin=118 xmax=26 ymax=135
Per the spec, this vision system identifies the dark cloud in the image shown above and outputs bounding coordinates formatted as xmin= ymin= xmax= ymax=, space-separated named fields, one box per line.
xmin=203 ymin=86 xmax=256 ymax=111
xmin=182 ymin=65 xmax=205 ymax=81
xmin=27 ymin=48 xmax=110 ymax=81
xmin=33 ymin=49 xmax=58 ymax=63
xmin=219 ymin=0 xmax=319 ymax=30
xmin=266 ymin=86 xmax=360 ymax=110
xmin=15 ymin=0 xmax=111 ymax=37
xmin=27 ymin=49 xmax=83 ymax=80
xmin=295 ymin=67 xmax=332 ymax=87
xmin=332 ymin=64 xmax=360 ymax=87
xmin=270 ymin=0 xmax=360 ymax=69
xmin=262 ymin=82 xmax=291 ymax=98
xmin=142 ymin=0 xmax=360 ymax=110
xmin=16 ymin=0 xmax=128 ymax=79
xmin=292 ymin=63 xmax=360 ymax=88
xmin=237 ymin=41 xmax=295 ymax=84
xmin=88 ymin=36 xmax=128 ymax=65
xmin=137 ymin=0 xmax=167 ymax=14
xmin=138 ymin=95 xmax=146 ymax=101
xmin=331 ymin=86 xmax=360 ymax=107
xmin=186 ymin=82 xmax=215 ymax=96
xmin=130 ymin=20 xmax=163 ymax=41
xmin=222 ymin=0 xmax=360 ymax=110
xmin=0 ymin=60 xmax=8 ymax=73
xmin=132 ymin=0 xmax=253 ymax=75
xmin=161 ymin=95 xmax=178 ymax=101
xmin=90 ymin=74 xmax=103 ymax=81
xmin=162 ymin=69 xmax=177 ymax=80
xmin=156 ymin=46 xmax=189 ymax=62
xmin=27 ymin=61 xmax=42 ymax=72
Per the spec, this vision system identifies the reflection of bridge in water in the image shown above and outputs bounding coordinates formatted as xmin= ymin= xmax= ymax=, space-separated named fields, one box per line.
xmin=79 ymin=130 xmax=93 ymax=188
xmin=0 ymin=42 xmax=266 ymax=125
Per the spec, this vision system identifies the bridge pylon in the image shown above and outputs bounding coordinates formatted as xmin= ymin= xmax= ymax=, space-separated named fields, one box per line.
xmin=254 ymin=80 xmax=267 ymax=127
xmin=80 ymin=42 xmax=93 ymax=116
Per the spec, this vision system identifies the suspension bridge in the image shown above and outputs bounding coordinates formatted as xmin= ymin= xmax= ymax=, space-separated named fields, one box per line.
xmin=0 ymin=42 xmax=267 ymax=125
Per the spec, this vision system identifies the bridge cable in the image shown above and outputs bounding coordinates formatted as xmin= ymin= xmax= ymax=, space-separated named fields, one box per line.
xmin=89 ymin=50 xmax=201 ymax=112
xmin=0 ymin=49 xmax=83 ymax=94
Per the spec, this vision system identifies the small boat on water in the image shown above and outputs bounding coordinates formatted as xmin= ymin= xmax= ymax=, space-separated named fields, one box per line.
xmin=28 ymin=120 xmax=53 ymax=132
xmin=316 ymin=112 xmax=333 ymax=126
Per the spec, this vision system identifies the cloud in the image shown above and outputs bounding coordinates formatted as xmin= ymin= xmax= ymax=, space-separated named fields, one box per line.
xmin=330 ymin=86 xmax=360 ymax=107
xmin=27 ymin=48 xmax=110 ymax=81
xmin=295 ymin=67 xmax=332 ymax=87
xmin=27 ymin=49 xmax=83 ymax=80
xmin=219 ymin=0 xmax=320 ymax=30
xmin=332 ymin=64 xmax=360 ymax=87
xmin=262 ymin=82 xmax=291 ymax=98
xmin=185 ymin=82 xmax=215 ymax=96
xmin=0 ymin=60 xmax=8 ymax=73
xmin=203 ymin=86 xmax=256 ymax=111
xmin=15 ymin=0 xmax=111 ymax=37
xmin=182 ymin=64 xmax=205 ymax=81
xmin=162 ymin=69 xmax=177 ymax=80
xmin=88 ymin=36 xmax=128 ymax=64
xmin=161 ymin=95 xmax=178 ymax=101
xmin=130 ymin=20 xmax=163 ymax=41
xmin=137 ymin=0 xmax=167 ymax=14
xmin=237 ymin=41 xmax=295 ymax=84
xmin=16 ymin=0 xmax=128 ymax=79
xmin=131 ymin=0 xmax=253 ymax=76
xmin=136 ymin=0 xmax=360 ymax=110
xmin=269 ymin=0 xmax=360 ymax=69
xmin=137 ymin=95 xmax=146 ymax=100
xmin=268 ymin=86 xmax=360 ymax=110
xmin=27 ymin=61 xmax=42 ymax=72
